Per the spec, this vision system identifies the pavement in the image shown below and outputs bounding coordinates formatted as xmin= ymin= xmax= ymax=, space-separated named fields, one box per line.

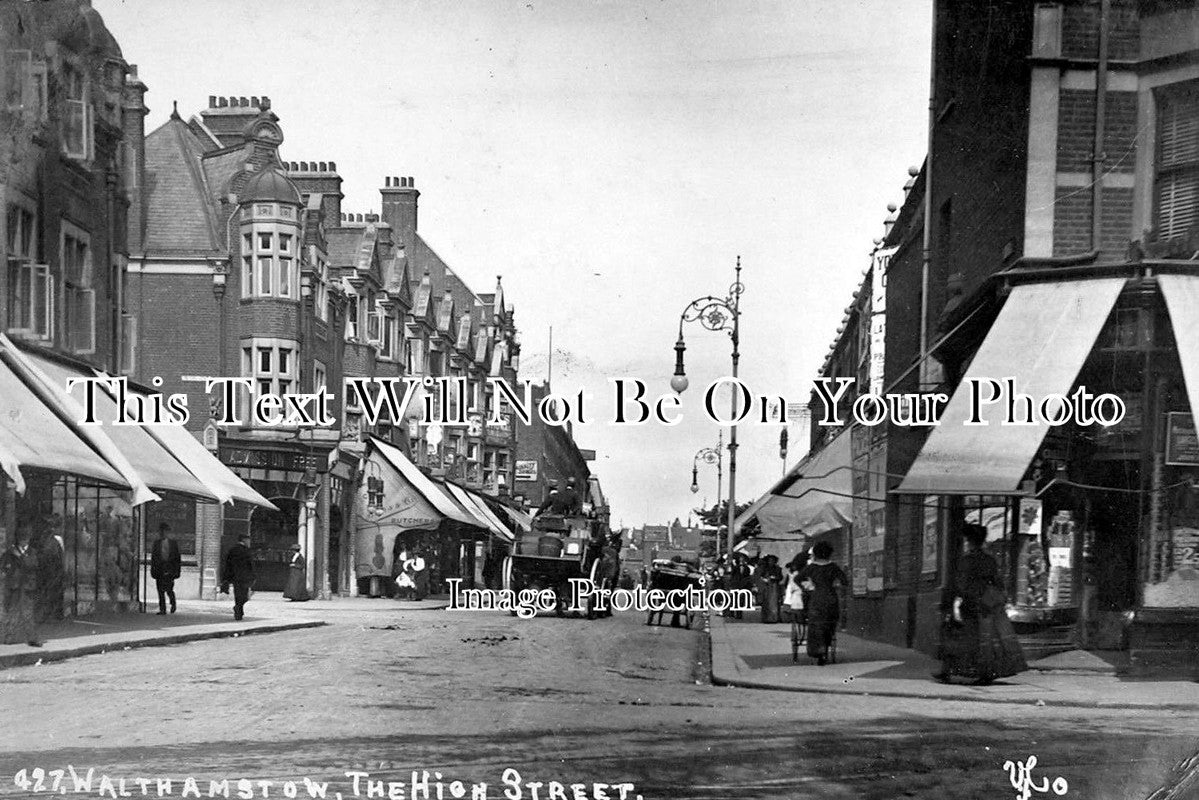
xmin=0 ymin=591 xmax=448 ymax=670
xmin=709 ymin=613 xmax=1199 ymax=709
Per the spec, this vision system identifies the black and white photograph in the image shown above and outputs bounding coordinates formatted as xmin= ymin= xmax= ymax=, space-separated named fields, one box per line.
xmin=2 ymin=1 xmax=1199 ymax=797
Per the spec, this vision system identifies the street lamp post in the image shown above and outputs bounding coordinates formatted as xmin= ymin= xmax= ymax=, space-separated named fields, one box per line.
xmin=690 ymin=430 xmax=724 ymax=552
xmin=671 ymin=256 xmax=743 ymax=562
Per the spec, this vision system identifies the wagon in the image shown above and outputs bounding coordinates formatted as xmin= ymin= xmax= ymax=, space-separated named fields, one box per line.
xmin=644 ymin=558 xmax=703 ymax=629
xmin=501 ymin=514 xmax=612 ymax=618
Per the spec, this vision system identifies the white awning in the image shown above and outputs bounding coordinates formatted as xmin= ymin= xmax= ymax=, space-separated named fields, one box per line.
xmin=33 ymin=355 xmax=217 ymax=502
xmin=368 ymin=436 xmax=478 ymax=526
xmin=1159 ymin=275 xmax=1199 ymax=423
xmin=894 ymin=278 xmax=1127 ymax=495
xmin=0 ymin=353 xmax=127 ymax=493
xmin=1 ymin=336 xmax=158 ymax=505
xmin=735 ymin=426 xmax=853 ymax=537
xmin=444 ymin=482 xmax=513 ymax=541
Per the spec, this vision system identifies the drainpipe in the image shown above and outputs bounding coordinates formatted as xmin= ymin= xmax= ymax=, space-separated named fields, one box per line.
xmin=920 ymin=1 xmax=937 ymax=378
xmin=1092 ymin=0 xmax=1110 ymax=253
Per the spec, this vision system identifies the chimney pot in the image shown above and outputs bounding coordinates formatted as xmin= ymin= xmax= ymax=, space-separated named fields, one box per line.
xmin=217 ymin=97 xmax=227 ymax=108
xmin=251 ymin=96 xmax=259 ymax=107
xmin=129 ymin=65 xmax=139 ymax=78
xmin=208 ymin=95 xmax=216 ymax=107
xmin=385 ymin=177 xmax=391 ymax=187
xmin=239 ymin=96 xmax=248 ymax=107
xmin=329 ymin=161 xmax=336 ymax=171
xmin=319 ymin=161 xmax=327 ymax=172
xmin=261 ymin=97 xmax=270 ymax=110
xmin=407 ymin=176 xmax=414 ymax=187
xmin=304 ymin=161 xmax=312 ymax=171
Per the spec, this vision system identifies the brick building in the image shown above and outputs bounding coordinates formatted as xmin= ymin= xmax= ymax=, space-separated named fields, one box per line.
xmin=514 ymin=381 xmax=594 ymax=512
xmin=0 ymin=1 xmax=270 ymax=623
xmin=130 ymin=95 xmax=521 ymax=600
xmin=745 ymin=1 xmax=1199 ymax=671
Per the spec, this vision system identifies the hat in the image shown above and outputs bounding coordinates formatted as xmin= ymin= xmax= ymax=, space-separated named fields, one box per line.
xmin=238 ymin=532 xmax=251 ymax=542
xmin=291 ymin=543 xmax=302 ymax=551
xmin=567 ymin=477 xmax=577 ymax=485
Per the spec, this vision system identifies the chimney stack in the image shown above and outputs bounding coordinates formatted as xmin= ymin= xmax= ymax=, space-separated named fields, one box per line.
xmin=380 ymin=174 xmax=419 ymax=248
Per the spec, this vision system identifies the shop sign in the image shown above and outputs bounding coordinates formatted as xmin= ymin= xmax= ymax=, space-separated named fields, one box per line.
xmin=515 ymin=460 xmax=538 ymax=482
xmin=1166 ymin=413 xmax=1199 ymax=466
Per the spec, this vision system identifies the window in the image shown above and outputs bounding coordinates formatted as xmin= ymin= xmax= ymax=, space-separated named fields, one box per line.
xmin=346 ymin=290 xmax=360 ymax=340
xmin=62 ymin=224 xmax=94 ymax=354
xmin=240 ymin=223 xmax=298 ymax=298
xmin=312 ymin=249 xmax=329 ymax=322
xmin=313 ymin=360 xmax=327 ymax=393
xmin=5 ymin=203 xmax=52 ymax=339
xmin=62 ymin=62 xmax=91 ymax=161
xmin=5 ymin=50 xmax=46 ymax=119
xmin=240 ymin=339 xmax=298 ymax=425
xmin=1156 ymin=85 xmax=1199 ymax=241
xmin=120 ymin=313 xmax=137 ymax=375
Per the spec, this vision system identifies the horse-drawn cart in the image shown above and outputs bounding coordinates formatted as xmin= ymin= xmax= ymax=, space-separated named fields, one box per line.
xmin=645 ymin=558 xmax=703 ymax=629
xmin=501 ymin=514 xmax=612 ymax=618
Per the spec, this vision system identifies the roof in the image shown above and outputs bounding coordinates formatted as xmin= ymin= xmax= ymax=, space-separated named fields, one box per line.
xmin=242 ymin=166 xmax=301 ymax=206
xmin=143 ymin=116 xmax=222 ymax=255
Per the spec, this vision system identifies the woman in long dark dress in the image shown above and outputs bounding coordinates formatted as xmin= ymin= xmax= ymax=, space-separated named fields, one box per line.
xmin=796 ymin=541 xmax=847 ymax=665
xmin=283 ymin=543 xmax=310 ymax=601
xmin=0 ymin=529 xmax=40 ymax=646
xmin=935 ymin=523 xmax=1027 ymax=684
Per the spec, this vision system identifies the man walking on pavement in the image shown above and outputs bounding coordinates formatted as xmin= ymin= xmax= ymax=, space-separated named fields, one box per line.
xmin=221 ymin=533 xmax=255 ymax=620
xmin=150 ymin=523 xmax=182 ymax=615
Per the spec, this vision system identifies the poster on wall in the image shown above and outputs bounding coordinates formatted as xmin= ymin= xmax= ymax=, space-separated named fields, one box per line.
xmin=922 ymin=498 xmax=939 ymax=574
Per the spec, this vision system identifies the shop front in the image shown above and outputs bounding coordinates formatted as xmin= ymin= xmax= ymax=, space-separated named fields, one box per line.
xmin=353 ymin=436 xmax=493 ymax=597
xmin=896 ymin=272 xmax=1199 ymax=667
xmin=0 ymin=339 xmax=272 ymax=626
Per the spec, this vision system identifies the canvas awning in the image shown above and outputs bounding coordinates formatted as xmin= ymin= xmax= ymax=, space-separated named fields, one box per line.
xmin=444 ymin=483 xmax=514 ymax=542
xmin=500 ymin=504 xmax=533 ymax=533
xmin=1159 ymin=275 xmax=1199 ymax=425
xmin=0 ymin=352 xmax=127 ymax=493
xmin=137 ymin=416 xmax=276 ymax=509
xmin=1 ymin=337 xmax=158 ymax=505
xmin=894 ymin=278 xmax=1127 ymax=495
xmin=735 ymin=426 xmax=853 ymax=537
xmin=33 ymin=355 xmax=218 ymax=502
xmin=368 ymin=436 xmax=479 ymax=526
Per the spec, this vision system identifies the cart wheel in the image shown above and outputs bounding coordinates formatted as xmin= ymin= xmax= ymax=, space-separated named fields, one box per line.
xmin=587 ymin=559 xmax=604 ymax=620
xmin=502 ymin=556 xmax=514 ymax=592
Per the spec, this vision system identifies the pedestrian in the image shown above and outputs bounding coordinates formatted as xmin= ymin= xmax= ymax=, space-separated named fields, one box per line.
xmin=796 ymin=541 xmax=847 ymax=665
xmin=729 ymin=554 xmax=752 ymax=620
xmin=782 ymin=559 xmax=805 ymax=629
xmin=283 ymin=543 xmax=310 ymax=602
xmin=149 ymin=523 xmax=182 ymax=615
xmin=0 ymin=527 xmax=41 ymax=646
xmin=220 ymin=533 xmax=255 ymax=620
xmin=757 ymin=554 xmax=784 ymax=623
xmin=410 ymin=550 xmax=429 ymax=600
xmin=934 ymin=524 xmax=1027 ymax=685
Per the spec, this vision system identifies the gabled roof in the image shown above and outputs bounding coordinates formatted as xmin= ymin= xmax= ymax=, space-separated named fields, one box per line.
xmin=436 ymin=289 xmax=455 ymax=335
xmin=143 ymin=115 xmax=222 ymax=255
xmin=456 ymin=312 xmax=474 ymax=351
xmin=410 ymin=270 xmax=437 ymax=328
xmin=381 ymin=249 xmax=412 ymax=309
xmin=326 ymin=225 xmax=383 ymax=287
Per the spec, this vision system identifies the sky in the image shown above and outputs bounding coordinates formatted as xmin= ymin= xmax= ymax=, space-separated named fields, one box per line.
xmin=95 ymin=0 xmax=932 ymax=528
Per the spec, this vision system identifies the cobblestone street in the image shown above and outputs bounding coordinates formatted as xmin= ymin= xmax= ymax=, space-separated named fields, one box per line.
xmin=1 ymin=607 xmax=1197 ymax=799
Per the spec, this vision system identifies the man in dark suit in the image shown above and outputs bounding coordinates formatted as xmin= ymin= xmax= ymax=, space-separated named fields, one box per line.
xmin=221 ymin=533 xmax=255 ymax=620
xmin=149 ymin=523 xmax=182 ymax=615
